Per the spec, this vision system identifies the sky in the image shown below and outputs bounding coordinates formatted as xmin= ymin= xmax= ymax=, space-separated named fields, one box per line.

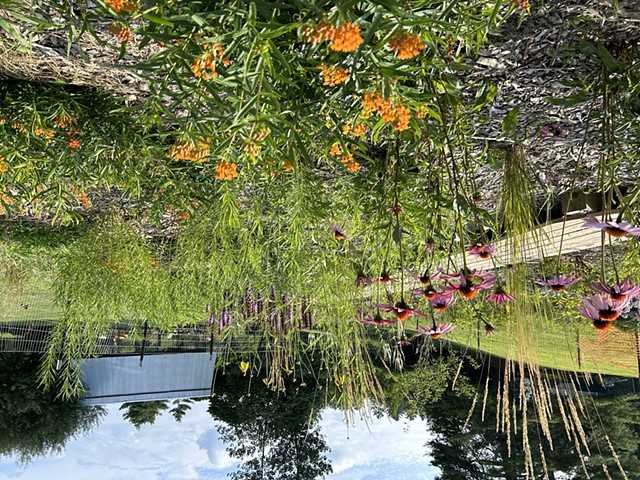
xmin=0 ymin=402 xmax=441 ymax=480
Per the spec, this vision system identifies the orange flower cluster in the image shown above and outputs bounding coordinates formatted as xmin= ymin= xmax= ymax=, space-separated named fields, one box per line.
xmin=68 ymin=138 xmax=81 ymax=150
xmin=54 ymin=115 xmax=73 ymax=128
xmin=342 ymin=123 xmax=368 ymax=137
xmin=108 ymin=22 xmax=132 ymax=42
xmin=249 ymin=124 xmax=271 ymax=141
xmin=346 ymin=161 xmax=361 ymax=172
xmin=282 ymin=161 xmax=293 ymax=170
xmin=214 ymin=162 xmax=238 ymax=181
xmin=243 ymin=142 xmax=261 ymax=158
xmin=361 ymin=93 xmax=411 ymax=131
xmin=301 ymin=21 xmax=363 ymax=52
xmin=11 ymin=122 xmax=26 ymax=134
xmin=330 ymin=23 xmax=363 ymax=52
xmin=389 ymin=31 xmax=424 ymax=59
xmin=329 ymin=143 xmax=342 ymax=156
xmin=0 ymin=193 xmax=14 ymax=214
xmin=75 ymin=192 xmax=92 ymax=207
xmin=34 ymin=126 xmax=54 ymax=138
xmin=300 ymin=22 xmax=336 ymax=43
xmin=0 ymin=157 xmax=7 ymax=173
xmin=331 ymin=149 xmax=361 ymax=172
xmin=167 ymin=139 xmax=210 ymax=162
xmin=318 ymin=64 xmax=349 ymax=86
xmin=176 ymin=212 xmax=190 ymax=221
xmin=104 ymin=0 xmax=140 ymax=12
xmin=191 ymin=44 xmax=225 ymax=80
xmin=509 ymin=0 xmax=530 ymax=9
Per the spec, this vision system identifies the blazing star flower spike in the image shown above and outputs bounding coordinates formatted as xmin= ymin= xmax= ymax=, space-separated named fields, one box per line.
xmin=577 ymin=294 xmax=630 ymax=322
xmin=583 ymin=215 xmax=640 ymax=238
xmin=328 ymin=223 xmax=349 ymax=240
xmin=374 ymin=301 xmax=425 ymax=321
xmin=591 ymin=277 xmax=640 ymax=300
xmin=467 ymin=243 xmax=496 ymax=259
xmin=535 ymin=273 xmax=580 ymax=292
xmin=416 ymin=323 xmax=456 ymax=339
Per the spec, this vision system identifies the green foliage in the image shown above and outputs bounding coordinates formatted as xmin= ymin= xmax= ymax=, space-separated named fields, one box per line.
xmin=0 ymin=353 xmax=105 ymax=464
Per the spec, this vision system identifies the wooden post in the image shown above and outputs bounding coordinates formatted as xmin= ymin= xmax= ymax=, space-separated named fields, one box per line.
xmin=576 ymin=330 xmax=582 ymax=369
xmin=139 ymin=320 xmax=148 ymax=367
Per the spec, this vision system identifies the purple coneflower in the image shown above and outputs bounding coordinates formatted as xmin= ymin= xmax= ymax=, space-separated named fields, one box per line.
xmin=355 ymin=274 xmax=371 ymax=287
xmin=444 ymin=270 xmax=496 ymax=300
xmin=329 ymin=223 xmax=349 ymax=240
xmin=577 ymin=294 xmax=629 ymax=322
xmin=535 ymin=273 xmax=580 ymax=292
xmin=467 ymin=243 xmax=496 ymax=259
xmin=484 ymin=323 xmax=498 ymax=337
xmin=372 ymin=272 xmax=397 ymax=283
xmin=374 ymin=301 xmax=425 ymax=321
xmin=361 ymin=314 xmax=395 ymax=326
xmin=417 ymin=323 xmax=456 ymax=339
xmin=413 ymin=285 xmax=440 ymax=300
xmin=486 ymin=286 xmax=516 ymax=304
xmin=406 ymin=268 xmax=440 ymax=286
xmin=591 ymin=277 xmax=640 ymax=301
xmin=583 ymin=215 xmax=640 ymax=238
xmin=429 ymin=293 xmax=454 ymax=311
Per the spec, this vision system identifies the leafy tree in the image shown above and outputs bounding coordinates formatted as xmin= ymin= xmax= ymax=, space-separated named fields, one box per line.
xmin=120 ymin=400 xmax=169 ymax=429
xmin=209 ymin=368 xmax=332 ymax=480
xmin=0 ymin=353 xmax=105 ymax=464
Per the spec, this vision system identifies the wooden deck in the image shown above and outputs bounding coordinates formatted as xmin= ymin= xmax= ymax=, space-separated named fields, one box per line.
xmin=461 ymin=212 xmax=629 ymax=270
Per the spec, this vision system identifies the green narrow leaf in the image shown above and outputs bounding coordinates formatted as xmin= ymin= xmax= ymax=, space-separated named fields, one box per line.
xmin=144 ymin=14 xmax=174 ymax=27
xmin=472 ymin=80 xmax=498 ymax=111
xmin=502 ymin=106 xmax=519 ymax=136
xmin=544 ymin=91 xmax=588 ymax=107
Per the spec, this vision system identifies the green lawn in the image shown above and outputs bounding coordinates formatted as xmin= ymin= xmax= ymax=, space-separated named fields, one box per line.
xmin=450 ymin=321 xmax=638 ymax=378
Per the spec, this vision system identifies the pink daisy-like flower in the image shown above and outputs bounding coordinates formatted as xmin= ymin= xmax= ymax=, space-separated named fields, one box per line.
xmin=406 ymin=267 xmax=443 ymax=285
xmin=413 ymin=286 xmax=440 ymax=300
xmin=397 ymin=337 xmax=412 ymax=346
xmin=361 ymin=314 xmax=395 ymax=325
xmin=590 ymin=277 xmax=640 ymax=301
xmin=577 ymin=294 xmax=630 ymax=322
xmin=467 ymin=243 xmax=496 ymax=259
xmin=329 ymin=223 xmax=349 ymax=240
xmin=444 ymin=270 xmax=497 ymax=300
xmin=535 ymin=273 xmax=580 ymax=292
xmin=484 ymin=323 xmax=498 ymax=337
xmin=371 ymin=272 xmax=398 ymax=283
xmin=374 ymin=301 xmax=425 ymax=321
xmin=429 ymin=293 xmax=454 ymax=311
xmin=583 ymin=215 xmax=640 ymax=238
xmin=355 ymin=275 xmax=372 ymax=287
xmin=486 ymin=286 xmax=516 ymax=304
xmin=416 ymin=323 xmax=456 ymax=339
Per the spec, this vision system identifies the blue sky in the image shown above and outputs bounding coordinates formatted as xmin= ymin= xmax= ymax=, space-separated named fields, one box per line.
xmin=0 ymin=402 xmax=441 ymax=480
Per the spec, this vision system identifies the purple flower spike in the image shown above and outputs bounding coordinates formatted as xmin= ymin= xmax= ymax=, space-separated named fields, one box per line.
xmin=205 ymin=303 xmax=211 ymax=313
xmin=583 ymin=215 xmax=640 ymax=238
xmin=209 ymin=314 xmax=215 ymax=326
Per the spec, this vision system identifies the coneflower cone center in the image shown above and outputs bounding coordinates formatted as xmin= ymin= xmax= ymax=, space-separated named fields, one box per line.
xmin=610 ymin=292 xmax=626 ymax=301
xmin=550 ymin=285 xmax=565 ymax=292
xmin=395 ymin=310 xmax=411 ymax=321
xmin=604 ymin=226 xmax=627 ymax=238
xmin=598 ymin=309 xmax=619 ymax=321
xmin=460 ymin=286 xmax=478 ymax=300
xmin=479 ymin=252 xmax=491 ymax=259
xmin=431 ymin=333 xmax=442 ymax=339
xmin=593 ymin=320 xmax=612 ymax=331
xmin=434 ymin=305 xmax=447 ymax=311
xmin=425 ymin=290 xmax=437 ymax=300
